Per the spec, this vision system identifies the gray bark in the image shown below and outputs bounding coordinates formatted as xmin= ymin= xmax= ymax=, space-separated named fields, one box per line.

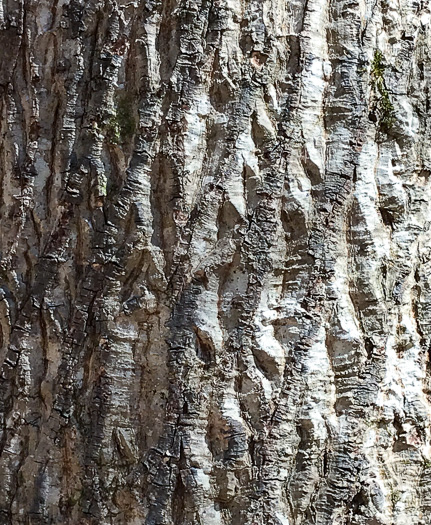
xmin=1 ymin=0 xmax=431 ymax=524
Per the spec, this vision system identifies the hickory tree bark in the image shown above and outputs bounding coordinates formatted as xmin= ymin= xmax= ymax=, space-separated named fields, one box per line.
xmin=1 ymin=0 xmax=431 ymax=524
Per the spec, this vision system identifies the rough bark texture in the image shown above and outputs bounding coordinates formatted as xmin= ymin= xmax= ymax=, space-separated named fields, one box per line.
xmin=1 ymin=0 xmax=431 ymax=524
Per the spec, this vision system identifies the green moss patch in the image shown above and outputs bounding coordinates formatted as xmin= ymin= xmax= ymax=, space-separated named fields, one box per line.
xmin=106 ymin=93 xmax=136 ymax=145
xmin=370 ymin=50 xmax=395 ymax=130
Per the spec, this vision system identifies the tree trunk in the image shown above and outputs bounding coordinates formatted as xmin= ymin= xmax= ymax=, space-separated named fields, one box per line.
xmin=1 ymin=0 xmax=431 ymax=523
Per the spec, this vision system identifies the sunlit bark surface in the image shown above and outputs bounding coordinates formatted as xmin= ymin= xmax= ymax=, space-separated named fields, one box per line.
xmin=1 ymin=0 xmax=431 ymax=524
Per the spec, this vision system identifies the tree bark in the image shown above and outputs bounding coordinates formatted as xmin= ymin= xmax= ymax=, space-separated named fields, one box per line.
xmin=1 ymin=0 xmax=431 ymax=524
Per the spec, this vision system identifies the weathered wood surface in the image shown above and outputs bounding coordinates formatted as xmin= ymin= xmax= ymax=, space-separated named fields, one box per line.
xmin=1 ymin=0 xmax=431 ymax=523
